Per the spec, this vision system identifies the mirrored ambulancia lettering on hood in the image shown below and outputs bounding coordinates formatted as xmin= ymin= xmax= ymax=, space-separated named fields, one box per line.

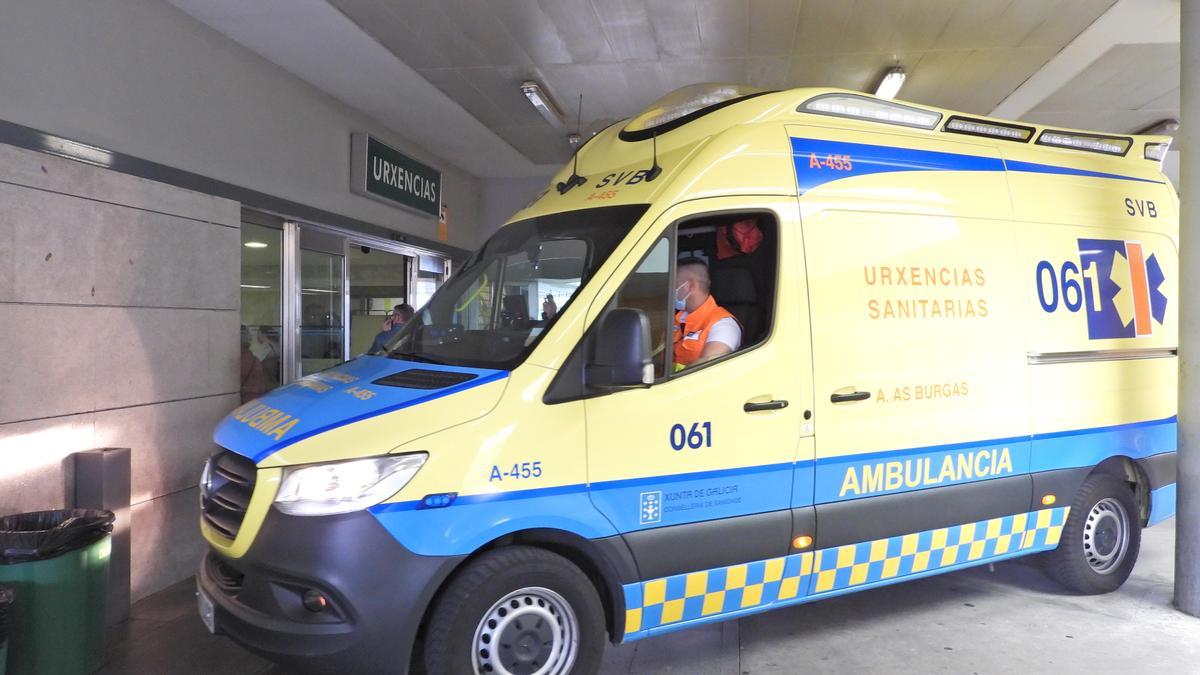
xmin=214 ymin=356 xmax=507 ymax=463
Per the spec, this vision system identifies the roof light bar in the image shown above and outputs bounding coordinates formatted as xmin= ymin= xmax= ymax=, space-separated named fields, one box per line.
xmin=1144 ymin=142 xmax=1170 ymax=163
xmin=621 ymin=83 xmax=767 ymax=141
xmin=799 ymin=94 xmax=941 ymax=130
xmin=1036 ymin=130 xmax=1132 ymax=157
xmin=943 ymin=116 xmax=1033 ymax=142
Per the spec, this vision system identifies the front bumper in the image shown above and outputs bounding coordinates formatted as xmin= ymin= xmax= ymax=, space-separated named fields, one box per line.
xmin=197 ymin=507 xmax=465 ymax=673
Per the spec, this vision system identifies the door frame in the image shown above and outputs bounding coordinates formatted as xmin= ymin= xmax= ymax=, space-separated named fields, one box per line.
xmin=242 ymin=209 xmax=450 ymax=386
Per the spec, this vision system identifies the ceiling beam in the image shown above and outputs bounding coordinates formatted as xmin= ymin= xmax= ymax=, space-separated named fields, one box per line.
xmin=990 ymin=0 xmax=1179 ymax=121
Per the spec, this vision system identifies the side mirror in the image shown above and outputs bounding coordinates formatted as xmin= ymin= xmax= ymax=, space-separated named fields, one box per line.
xmin=585 ymin=308 xmax=654 ymax=388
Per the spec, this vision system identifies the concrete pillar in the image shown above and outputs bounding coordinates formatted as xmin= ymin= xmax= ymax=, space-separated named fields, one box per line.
xmin=1177 ymin=0 xmax=1200 ymax=617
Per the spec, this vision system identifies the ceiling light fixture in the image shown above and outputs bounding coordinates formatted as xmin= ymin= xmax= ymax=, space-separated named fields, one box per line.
xmin=1135 ymin=118 xmax=1180 ymax=136
xmin=244 ymin=241 xmax=268 ymax=248
xmin=874 ymin=66 xmax=906 ymax=100
xmin=521 ymin=80 xmax=564 ymax=128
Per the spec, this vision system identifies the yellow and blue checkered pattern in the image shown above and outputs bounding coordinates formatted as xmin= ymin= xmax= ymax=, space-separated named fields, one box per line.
xmin=624 ymin=506 xmax=1068 ymax=637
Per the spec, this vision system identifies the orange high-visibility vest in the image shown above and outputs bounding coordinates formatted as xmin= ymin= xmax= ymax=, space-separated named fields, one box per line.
xmin=673 ymin=295 xmax=736 ymax=367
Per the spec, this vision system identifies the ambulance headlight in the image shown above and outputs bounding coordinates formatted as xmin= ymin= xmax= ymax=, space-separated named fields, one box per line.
xmin=274 ymin=453 xmax=427 ymax=516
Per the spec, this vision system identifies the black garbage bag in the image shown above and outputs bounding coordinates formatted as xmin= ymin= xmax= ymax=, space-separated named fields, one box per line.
xmin=0 ymin=510 xmax=114 ymax=564
xmin=0 ymin=586 xmax=12 ymax=645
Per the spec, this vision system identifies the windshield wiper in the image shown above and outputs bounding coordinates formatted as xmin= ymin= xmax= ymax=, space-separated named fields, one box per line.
xmin=387 ymin=350 xmax=450 ymax=366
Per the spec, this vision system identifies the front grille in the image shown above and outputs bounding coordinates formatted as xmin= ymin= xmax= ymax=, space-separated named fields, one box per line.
xmin=201 ymin=450 xmax=256 ymax=540
xmin=374 ymin=368 xmax=477 ymax=390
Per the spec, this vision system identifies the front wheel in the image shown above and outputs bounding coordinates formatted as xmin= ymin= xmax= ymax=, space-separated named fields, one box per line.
xmin=423 ymin=546 xmax=606 ymax=675
xmin=1044 ymin=472 xmax=1141 ymax=594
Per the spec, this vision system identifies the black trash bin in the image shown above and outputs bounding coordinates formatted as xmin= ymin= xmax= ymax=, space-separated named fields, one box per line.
xmin=0 ymin=510 xmax=115 ymax=675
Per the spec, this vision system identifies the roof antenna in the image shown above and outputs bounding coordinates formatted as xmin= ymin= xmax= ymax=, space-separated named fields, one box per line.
xmin=557 ymin=93 xmax=588 ymax=195
xmin=644 ymin=132 xmax=662 ymax=182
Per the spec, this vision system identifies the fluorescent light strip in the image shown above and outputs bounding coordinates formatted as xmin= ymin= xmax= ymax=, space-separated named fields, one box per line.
xmin=875 ymin=67 xmax=905 ymax=100
xmin=520 ymin=81 xmax=564 ymax=128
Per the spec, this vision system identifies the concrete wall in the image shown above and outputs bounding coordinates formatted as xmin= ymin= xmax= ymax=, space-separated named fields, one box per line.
xmin=0 ymin=0 xmax=483 ymax=251
xmin=0 ymin=144 xmax=240 ymax=600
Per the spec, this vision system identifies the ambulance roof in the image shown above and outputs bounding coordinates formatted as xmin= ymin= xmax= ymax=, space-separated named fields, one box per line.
xmin=516 ymin=83 xmax=1173 ymax=223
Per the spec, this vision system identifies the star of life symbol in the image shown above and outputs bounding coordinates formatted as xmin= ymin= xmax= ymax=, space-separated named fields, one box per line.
xmin=1078 ymin=238 xmax=1167 ymax=339
xmin=639 ymin=491 xmax=662 ymax=525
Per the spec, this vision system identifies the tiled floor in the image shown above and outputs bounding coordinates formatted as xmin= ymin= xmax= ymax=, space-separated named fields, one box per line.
xmin=99 ymin=521 xmax=1199 ymax=673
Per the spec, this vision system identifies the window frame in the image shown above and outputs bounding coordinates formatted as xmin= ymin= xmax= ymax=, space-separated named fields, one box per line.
xmin=661 ymin=208 xmax=781 ymax=382
xmin=544 ymin=207 xmax=782 ymax=403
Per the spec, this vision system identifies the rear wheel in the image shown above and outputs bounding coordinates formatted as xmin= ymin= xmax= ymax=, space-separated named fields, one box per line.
xmin=1044 ymin=472 xmax=1141 ymax=594
xmin=423 ymin=546 xmax=605 ymax=675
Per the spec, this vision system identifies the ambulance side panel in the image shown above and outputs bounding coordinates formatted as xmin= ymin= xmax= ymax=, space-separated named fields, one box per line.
xmin=788 ymin=126 xmax=1028 ymax=545
xmin=1004 ymin=144 xmax=1179 ymax=523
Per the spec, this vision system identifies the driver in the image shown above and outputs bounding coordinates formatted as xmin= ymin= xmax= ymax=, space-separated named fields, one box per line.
xmin=673 ymin=257 xmax=741 ymax=369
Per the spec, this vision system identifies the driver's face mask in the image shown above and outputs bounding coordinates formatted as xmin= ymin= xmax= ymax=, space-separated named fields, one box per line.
xmin=675 ymin=282 xmax=691 ymax=311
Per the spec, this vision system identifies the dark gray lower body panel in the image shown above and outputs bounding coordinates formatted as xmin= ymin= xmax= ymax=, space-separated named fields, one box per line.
xmin=813 ymin=475 xmax=1033 ymax=550
xmin=623 ymin=509 xmax=792 ymax=580
xmin=1136 ymin=452 xmax=1177 ymax=489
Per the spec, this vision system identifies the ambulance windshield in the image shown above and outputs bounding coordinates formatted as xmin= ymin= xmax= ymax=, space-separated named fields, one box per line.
xmin=385 ymin=204 xmax=648 ymax=370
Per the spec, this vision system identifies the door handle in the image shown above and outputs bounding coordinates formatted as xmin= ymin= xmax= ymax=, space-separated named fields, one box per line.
xmin=830 ymin=390 xmax=870 ymax=403
xmin=744 ymin=399 xmax=788 ymax=412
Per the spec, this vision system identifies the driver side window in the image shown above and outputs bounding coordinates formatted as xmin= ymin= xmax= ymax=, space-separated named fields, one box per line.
xmin=609 ymin=210 xmax=778 ymax=380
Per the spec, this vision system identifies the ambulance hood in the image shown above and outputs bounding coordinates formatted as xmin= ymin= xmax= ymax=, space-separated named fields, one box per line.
xmin=214 ymin=356 xmax=507 ymax=464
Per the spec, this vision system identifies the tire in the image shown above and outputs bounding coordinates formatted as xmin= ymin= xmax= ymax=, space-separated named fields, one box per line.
xmin=1044 ymin=472 xmax=1141 ymax=594
xmin=423 ymin=546 xmax=606 ymax=675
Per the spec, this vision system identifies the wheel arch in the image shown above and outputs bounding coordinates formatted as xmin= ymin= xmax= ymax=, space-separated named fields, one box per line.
xmin=1090 ymin=455 xmax=1151 ymax=526
xmin=418 ymin=528 xmax=639 ymax=649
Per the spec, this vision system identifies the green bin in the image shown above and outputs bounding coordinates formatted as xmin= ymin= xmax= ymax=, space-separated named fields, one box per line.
xmin=0 ymin=510 xmax=114 ymax=675
xmin=0 ymin=585 xmax=12 ymax=675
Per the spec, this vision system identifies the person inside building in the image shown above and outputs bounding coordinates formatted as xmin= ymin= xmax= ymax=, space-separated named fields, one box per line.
xmin=371 ymin=303 xmax=414 ymax=353
xmin=673 ymin=257 xmax=741 ymax=370
xmin=541 ymin=293 xmax=558 ymax=321
xmin=239 ymin=325 xmax=266 ymax=403
xmin=256 ymin=325 xmax=281 ymax=389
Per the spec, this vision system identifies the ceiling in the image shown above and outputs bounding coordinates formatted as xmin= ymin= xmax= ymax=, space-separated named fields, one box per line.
xmin=171 ymin=0 xmax=1181 ymax=180
xmin=1025 ymin=42 xmax=1180 ymax=139
xmin=328 ymin=0 xmax=1119 ymax=165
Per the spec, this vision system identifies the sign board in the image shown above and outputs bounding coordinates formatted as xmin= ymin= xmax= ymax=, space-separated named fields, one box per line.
xmin=351 ymin=133 xmax=441 ymax=217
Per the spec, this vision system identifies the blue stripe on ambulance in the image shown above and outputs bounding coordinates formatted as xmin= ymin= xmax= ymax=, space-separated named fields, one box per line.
xmin=213 ymin=356 xmax=507 ymax=462
xmin=369 ymin=416 xmax=1176 ymax=556
xmin=789 ymin=137 xmax=1165 ymax=194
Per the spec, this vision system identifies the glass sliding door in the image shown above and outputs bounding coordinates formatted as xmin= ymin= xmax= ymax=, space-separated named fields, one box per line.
xmin=299 ymin=248 xmax=346 ymax=376
xmin=348 ymin=245 xmax=412 ymax=357
xmin=413 ymin=254 xmax=447 ymax=309
xmin=239 ymin=211 xmax=452 ymax=391
xmin=239 ymin=217 xmax=284 ymax=401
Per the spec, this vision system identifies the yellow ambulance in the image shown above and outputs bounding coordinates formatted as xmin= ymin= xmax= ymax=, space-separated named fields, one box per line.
xmin=197 ymin=84 xmax=1178 ymax=675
